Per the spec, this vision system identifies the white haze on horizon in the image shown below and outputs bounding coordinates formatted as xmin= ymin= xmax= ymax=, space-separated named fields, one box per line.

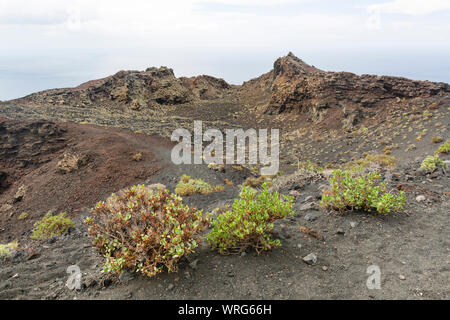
xmin=0 ymin=0 xmax=449 ymax=100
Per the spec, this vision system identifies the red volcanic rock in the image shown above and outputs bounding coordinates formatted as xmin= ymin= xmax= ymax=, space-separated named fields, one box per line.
xmin=241 ymin=52 xmax=449 ymax=128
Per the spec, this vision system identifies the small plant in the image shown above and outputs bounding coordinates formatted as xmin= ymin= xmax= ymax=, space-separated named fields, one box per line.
xmin=31 ymin=212 xmax=75 ymax=240
xmin=431 ymin=136 xmax=443 ymax=144
xmin=297 ymin=160 xmax=323 ymax=173
xmin=435 ymin=140 xmax=450 ymax=155
xmin=86 ymin=185 xmax=210 ymax=277
xmin=243 ymin=176 xmax=271 ymax=188
xmin=208 ymin=162 xmax=225 ymax=172
xmin=344 ymin=154 xmax=396 ymax=173
xmin=423 ymin=110 xmax=433 ymax=118
xmin=132 ymin=153 xmax=143 ymax=162
xmin=175 ymin=175 xmax=224 ymax=196
xmin=18 ymin=212 xmax=30 ymax=220
xmin=0 ymin=242 xmax=18 ymax=258
xmin=223 ymin=178 xmax=234 ymax=186
xmin=207 ymin=184 xmax=294 ymax=255
xmin=420 ymin=155 xmax=447 ymax=173
xmin=321 ymin=169 xmax=405 ymax=214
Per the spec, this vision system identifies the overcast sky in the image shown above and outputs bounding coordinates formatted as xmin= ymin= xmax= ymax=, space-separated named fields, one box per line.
xmin=1 ymin=0 xmax=449 ymax=100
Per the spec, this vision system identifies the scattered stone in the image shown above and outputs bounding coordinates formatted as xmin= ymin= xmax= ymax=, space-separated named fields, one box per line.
xmin=416 ymin=195 xmax=426 ymax=203
xmin=302 ymin=253 xmax=318 ymax=265
xmin=84 ymin=277 xmax=98 ymax=288
xmin=27 ymin=249 xmax=40 ymax=261
xmin=46 ymin=236 xmax=58 ymax=244
xmin=399 ymin=275 xmax=406 ymax=280
xmin=9 ymin=250 xmax=24 ymax=261
xmin=0 ymin=204 xmax=13 ymax=212
xmin=429 ymin=172 xmax=439 ymax=179
xmin=350 ymin=222 xmax=357 ymax=228
xmin=289 ymin=190 xmax=300 ymax=197
xmin=189 ymin=259 xmax=199 ymax=270
xmin=102 ymin=278 xmax=112 ymax=288
xmin=336 ymin=228 xmax=345 ymax=235
xmin=321 ymin=170 xmax=334 ymax=179
xmin=119 ymin=271 xmax=134 ymax=284
xmin=168 ymin=284 xmax=175 ymax=291
xmin=147 ymin=183 xmax=167 ymax=192
xmin=322 ymin=266 xmax=328 ymax=271
xmin=304 ymin=212 xmax=321 ymax=222
xmin=240 ymin=252 xmax=247 ymax=257
xmin=299 ymin=202 xmax=318 ymax=211
xmin=303 ymin=196 xmax=314 ymax=203
xmin=13 ymin=185 xmax=28 ymax=203
xmin=416 ymin=168 xmax=427 ymax=176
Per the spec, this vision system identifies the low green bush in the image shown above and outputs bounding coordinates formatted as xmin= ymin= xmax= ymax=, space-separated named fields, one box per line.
xmin=321 ymin=169 xmax=405 ymax=214
xmin=31 ymin=212 xmax=75 ymax=240
xmin=207 ymin=184 xmax=294 ymax=255
xmin=343 ymin=154 xmax=396 ymax=173
xmin=175 ymin=174 xmax=224 ymax=196
xmin=435 ymin=140 xmax=450 ymax=155
xmin=86 ymin=185 xmax=210 ymax=277
xmin=420 ymin=155 xmax=447 ymax=173
xmin=0 ymin=242 xmax=18 ymax=258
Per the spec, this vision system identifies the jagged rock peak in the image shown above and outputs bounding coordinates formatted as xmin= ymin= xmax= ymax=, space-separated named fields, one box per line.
xmin=145 ymin=66 xmax=175 ymax=78
xmin=274 ymin=52 xmax=322 ymax=78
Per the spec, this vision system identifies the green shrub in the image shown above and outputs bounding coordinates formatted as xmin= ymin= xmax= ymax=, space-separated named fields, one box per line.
xmin=297 ymin=160 xmax=323 ymax=173
xmin=132 ymin=153 xmax=143 ymax=162
xmin=18 ymin=212 xmax=30 ymax=220
xmin=431 ymin=136 xmax=443 ymax=144
xmin=435 ymin=140 xmax=450 ymax=155
xmin=343 ymin=154 xmax=396 ymax=173
xmin=320 ymin=170 xmax=405 ymax=214
xmin=243 ymin=176 xmax=272 ymax=188
xmin=175 ymin=175 xmax=224 ymax=196
xmin=207 ymin=184 xmax=294 ymax=255
xmin=86 ymin=185 xmax=210 ymax=277
xmin=420 ymin=155 xmax=447 ymax=173
xmin=31 ymin=212 xmax=75 ymax=240
xmin=0 ymin=242 xmax=18 ymax=258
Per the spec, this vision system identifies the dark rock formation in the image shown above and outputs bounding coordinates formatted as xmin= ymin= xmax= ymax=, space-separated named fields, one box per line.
xmin=180 ymin=75 xmax=231 ymax=100
xmin=241 ymin=52 xmax=450 ymax=127
xmin=0 ymin=120 xmax=67 ymax=193
xmin=11 ymin=67 xmax=232 ymax=110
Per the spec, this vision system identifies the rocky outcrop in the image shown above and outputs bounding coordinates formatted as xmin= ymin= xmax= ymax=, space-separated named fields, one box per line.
xmin=0 ymin=120 xmax=65 ymax=163
xmin=241 ymin=52 xmax=450 ymax=127
xmin=180 ymin=75 xmax=232 ymax=100
xmin=6 ymin=52 xmax=449 ymax=131
xmin=0 ymin=120 xmax=67 ymax=194
xmin=12 ymin=67 xmax=232 ymax=111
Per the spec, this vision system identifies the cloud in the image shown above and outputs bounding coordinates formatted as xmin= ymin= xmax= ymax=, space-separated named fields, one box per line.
xmin=196 ymin=0 xmax=307 ymax=6
xmin=0 ymin=1 xmax=448 ymax=61
xmin=367 ymin=0 xmax=450 ymax=16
